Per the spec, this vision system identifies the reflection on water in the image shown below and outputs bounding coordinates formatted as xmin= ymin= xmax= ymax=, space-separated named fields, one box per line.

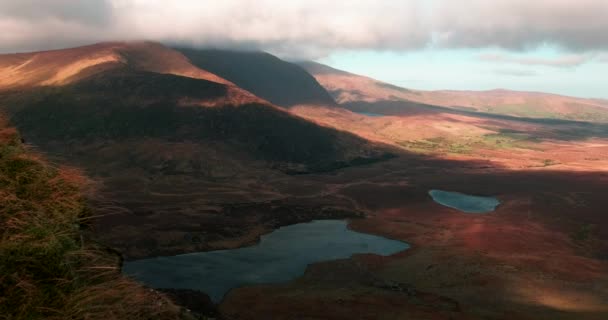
xmin=123 ymin=220 xmax=409 ymax=302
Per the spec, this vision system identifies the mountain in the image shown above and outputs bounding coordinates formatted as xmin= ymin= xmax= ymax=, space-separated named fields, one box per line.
xmin=299 ymin=61 xmax=608 ymax=122
xmin=0 ymin=42 xmax=391 ymax=259
xmin=176 ymin=48 xmax=336 ymax=107
xmin=293 ymin=61 xmax=608 ymax=165
xmin=0 ymin=41 xmax=261 ymax=104
xmin=3 ymin=42 xmax=607 ymax=320
xmin=0 ymin=42 xmax=387 ymax=171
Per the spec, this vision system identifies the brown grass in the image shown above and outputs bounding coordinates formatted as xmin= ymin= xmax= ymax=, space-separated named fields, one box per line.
xmin=0 ymin=117 xmax=188 ymax=319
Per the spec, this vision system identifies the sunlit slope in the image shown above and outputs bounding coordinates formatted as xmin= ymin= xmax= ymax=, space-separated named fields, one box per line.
xmin=299 ymin=61 xmax=608 ymax=122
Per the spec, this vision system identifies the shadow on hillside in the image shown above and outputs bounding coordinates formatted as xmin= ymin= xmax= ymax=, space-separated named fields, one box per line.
xmin=345 ymin=100 xmax=608 ymax=141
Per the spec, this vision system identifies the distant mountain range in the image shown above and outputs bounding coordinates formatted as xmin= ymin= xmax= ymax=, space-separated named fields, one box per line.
xmin=298 ymin=61 xmax=608 ymax=122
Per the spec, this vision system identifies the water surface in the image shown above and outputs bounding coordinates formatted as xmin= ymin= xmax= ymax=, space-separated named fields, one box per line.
xmin=429 ymin=189 xmax=500 ymax=213
xmin=355 ymin=111 xmax=384 ymax=117
xmin=123 ymin=220 xmax=408 ymax=302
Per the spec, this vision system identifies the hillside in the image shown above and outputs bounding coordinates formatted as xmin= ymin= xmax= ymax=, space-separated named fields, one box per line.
xmin=0 ymin=42 xmax=391 ymax=259
xmin=3 ymin=67 xmax=386 ymax=172
xmin=0 ymin=41 xmax=262 ymax=105
xmin=0 ymin=117 xmax=188 ymax=319
xmin=177 ymin=48 xmax=336 ymax=107
xmin=1 ymin=42 xmax=607 ymax=320
xmin=293 ymin=62 xmax=608 ymax=171
xmin=0 ymin=43 xmax=388 ymax=172
xmin=299 ymin=61 xmax=608 ymax=122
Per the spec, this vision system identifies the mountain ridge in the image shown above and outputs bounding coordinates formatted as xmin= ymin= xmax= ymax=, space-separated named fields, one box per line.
xmin=176 ymin=48 xmax=337 ymax=108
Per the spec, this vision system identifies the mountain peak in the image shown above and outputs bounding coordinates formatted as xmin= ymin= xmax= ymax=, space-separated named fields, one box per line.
xmin=0 ymin=41 xmax=237 ymax=90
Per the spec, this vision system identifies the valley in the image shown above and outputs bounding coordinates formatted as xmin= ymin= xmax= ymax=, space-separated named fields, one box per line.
xmin=1 ymin=41 xmax=607 ymax=320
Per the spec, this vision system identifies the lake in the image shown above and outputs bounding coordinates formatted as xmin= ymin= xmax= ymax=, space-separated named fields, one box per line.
xmin=429 ymin=189 xmax=500 ymax=213
xmin=355 ymin=111 xmax=384 ymax=117
xmin=123 ymin=220 xmax=409 ymax=302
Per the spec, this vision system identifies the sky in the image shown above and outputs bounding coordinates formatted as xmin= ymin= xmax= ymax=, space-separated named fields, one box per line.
xmin=0 ymin=0 xmax=607 ymax=98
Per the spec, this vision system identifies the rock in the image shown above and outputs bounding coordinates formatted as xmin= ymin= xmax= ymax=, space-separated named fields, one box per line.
xmin=157 ymin=288 xmax=218 ymax=318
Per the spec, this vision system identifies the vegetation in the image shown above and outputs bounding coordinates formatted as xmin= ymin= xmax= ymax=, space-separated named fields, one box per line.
xmin=398 ymin=137 xmax=472 ymax=155
xmin=570 ymin=223 xmax=596 ymax=243
xmin=482 ymin=104 xmax=608 ymax=123
xmin=2 ymin=69 xmax=388 ymax=174
xmin=479 ymin=131 xmax=539 ymax=150
xmin=0 ymin=117 xmax=186 ymax=319
xmin=396 ymin=129 xmax=545 ymax=156
xmin=542 ymin=159 xmax=558 ymax=167
xmin=177 ymin=48 xmax=336 ymax=107
xmin=482 ymin=104 xmax=558 ymax=119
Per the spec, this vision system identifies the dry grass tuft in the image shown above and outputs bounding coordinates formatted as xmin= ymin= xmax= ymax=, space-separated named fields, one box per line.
xmin=0 ymin=118 xmax=189 ymax=319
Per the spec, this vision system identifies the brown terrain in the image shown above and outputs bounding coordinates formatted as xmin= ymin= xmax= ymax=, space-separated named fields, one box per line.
xmin=1 ymin=43 xmax=607 ymax=319
xmin=298 ymin=61 xmax=608 ymax=122
xmin=0 ymin=41 xmax=390 ymax=259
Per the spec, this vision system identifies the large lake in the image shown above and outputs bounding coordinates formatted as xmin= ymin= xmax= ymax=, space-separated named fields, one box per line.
xmin=429 ymin=189 xmax=500 ymax=213
xmin=123 ymin=220 xmax=409 ymax=302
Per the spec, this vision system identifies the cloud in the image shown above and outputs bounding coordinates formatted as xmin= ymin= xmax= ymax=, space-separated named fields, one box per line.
xmin=0 ymin=0 xmax=608 ymax=58
xmin=433 ymin=0 xmax=608 ymax=51
xmin=493 ymin=69 xmax=538 ymax=77
xmin=116 ymin=0 xmax=430 ymax=59
xmin=0 ymin=0 xmax=430 ymax=58
xmin=479 ymin=53 xmax=593 ymax=67
xmin=0 ymin=0 xmax=113 ymax=25
xmin=0 ymin=0 xmax=119 ymax=53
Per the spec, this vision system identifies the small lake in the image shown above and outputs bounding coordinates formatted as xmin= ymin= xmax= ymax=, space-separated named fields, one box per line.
xmin=123 ymin=220 xmax=409 ymax=302
xmin=429 ymin=190 xmax=500 ymax=213
xmin=355 ymin=111 xmax=384 ymax=117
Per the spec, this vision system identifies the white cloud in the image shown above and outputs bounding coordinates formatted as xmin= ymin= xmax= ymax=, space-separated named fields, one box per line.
xmin=493 ymin=69 xmax=538 ymax=77
xmin=433 ymin=0 xmax=608 ymax=51
xmin=479 ymin=53 xmax=593 ymax=67
xmin=1 ymin=0 xmax=608 ymax=58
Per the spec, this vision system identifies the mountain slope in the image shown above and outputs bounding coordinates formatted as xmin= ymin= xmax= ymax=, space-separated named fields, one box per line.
xmin=3 ymin=67 xmax=385 ymax=171
xmin=0 ymin=42 xmax=385 ymax=171
xmin=299 ymin=61 xmax=608 ymax=122
xmin=0 ymin=41 xmax=262 ymax=105
xmin=292 ymin=61 xmax=608 ymax=171
xmin=0 ymin=42 xmax=392 ymax=259
xmin=176 ymin=48 xmax=336 ymax=107
xmin=0 ymin=117 xmax=187 ymax=319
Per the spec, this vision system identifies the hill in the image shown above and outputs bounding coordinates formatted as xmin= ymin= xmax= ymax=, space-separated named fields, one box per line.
xmin=176 ymin=48 xmax=336 ymax=107
xmin=0 ymin=42 xmax=391 ymax=259
xmin=293 ymin=61 xmax=608 ymax=170
xmin=2 ymin=42 xmax=607 ymax=320
xmin=298 ymin=61 xmax=608 ymax=122
xmin=0 ymin=43 xmax=388 ymax=173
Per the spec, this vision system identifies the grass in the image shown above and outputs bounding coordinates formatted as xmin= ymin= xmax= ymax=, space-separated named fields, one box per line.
xmin=570 ymin=224 xmax=595 ymax=243
xmin=482 ymin=104 xmax=608 ymax=123
xmin=397 ymin=130 xmax=545 ymax=156
xmin=482 ymin=104 xmax=558 ymax=119
xmin=479 ymin=131 xmax=539 ymax=150
xmin=5 ymin=70 xmax=387 ymax=171
xmin=0 ymin=117 xmax=188 ymax=320
xmin=542 ymin=159 xmax=558 ymax=167
xmin=398 ymin=137 xmax=473 ymax=155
